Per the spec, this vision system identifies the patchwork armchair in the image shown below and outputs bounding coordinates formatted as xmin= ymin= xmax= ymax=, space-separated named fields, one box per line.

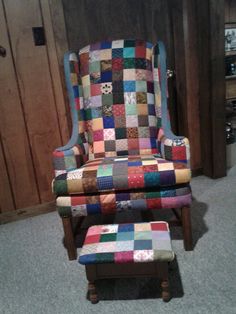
xmin=52 ymin=39 xmax=192 ymax=260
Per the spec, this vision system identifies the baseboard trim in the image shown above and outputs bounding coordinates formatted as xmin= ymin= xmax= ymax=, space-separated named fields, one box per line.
xmin=0 ymin=201 xmax=56 ymax=225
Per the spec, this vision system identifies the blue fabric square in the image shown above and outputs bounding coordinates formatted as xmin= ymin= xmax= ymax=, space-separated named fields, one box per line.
xmin=116 ymin=231 xmax=134 ymax=241
xmin=101 ymin=71 xmax=112 ymax=82
xmin=73 ymin=86 xmax=79 ymax=98
xmin=150 ymin=137 xmax=157 ymax=148
xmin=116 ymin=193 xmax=130 ymax=201
xmin=146 ymin=42 xmax=153 ymax=49
xmin=144 ymin=172 xmax=160 ymax=187
xmin=148 ymin=104 xmax=156 ymax=115
xmin=123 ymin=47 xmax=135 ymax=58
xmin=128 ymin=161 xmax=142 ymax=166
xmin=160 ymin=189 xmax=176 ymax=197
xmin=112 ymin=48 xmax=123 ymax=58
xmin=87 ymin=203 xmax=101 ymax=215
xmin=97 ymin=176 xmax=113 ymax=190
xmin=101 ymin=41 xmax=112 ymax=49
xmin=103 ymin=116 xmax=114 ymax=128
xmin=123 ymin=81 xmax=136 ymax=92
xmin=134 ymin=240 xmax=152 ymax=250
xmin=79 ymin=253 xmax=97 ymax=265
xmin=118 ymin=223 xmax=134 ymax=232
xmin=160 ymin=170 xmax=176 ymax=186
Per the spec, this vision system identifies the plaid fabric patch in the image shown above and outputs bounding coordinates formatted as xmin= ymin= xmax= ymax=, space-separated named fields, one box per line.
xmin=56 ymin=184 xmax=192 ymax=217
xmin=79 ymin=221 xmax=174 ymax=264
xmin=53 ymin=155 xmax=191 ymax=195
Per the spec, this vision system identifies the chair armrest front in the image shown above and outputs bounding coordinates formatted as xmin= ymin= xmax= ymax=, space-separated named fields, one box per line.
xmin=53 ymin=134 xmax=88 ymax=177
xmin=157 ymin=128 xmax=190 ymax=168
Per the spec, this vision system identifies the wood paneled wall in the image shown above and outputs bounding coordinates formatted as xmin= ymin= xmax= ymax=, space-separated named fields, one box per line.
xmin=0 ymin=0 xmax=69 ymax=215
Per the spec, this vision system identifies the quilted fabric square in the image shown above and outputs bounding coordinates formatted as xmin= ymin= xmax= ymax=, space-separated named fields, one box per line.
xmin=79 ymin=221 xmax=174 ymax=264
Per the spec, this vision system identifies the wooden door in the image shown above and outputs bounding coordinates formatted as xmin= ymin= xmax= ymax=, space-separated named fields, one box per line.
xmin=0 ymin=0 xmax=69 ymax=216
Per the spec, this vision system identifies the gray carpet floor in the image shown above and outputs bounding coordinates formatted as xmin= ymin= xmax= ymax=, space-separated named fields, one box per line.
xmin=1 ymin=171 xmax=236 ymax=314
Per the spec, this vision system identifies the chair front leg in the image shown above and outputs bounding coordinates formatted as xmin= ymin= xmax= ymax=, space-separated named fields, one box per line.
xmin=62 ymin=217 xmax=77 ymax=260
xmin=181 ymin=206 xmax=193 ymax=251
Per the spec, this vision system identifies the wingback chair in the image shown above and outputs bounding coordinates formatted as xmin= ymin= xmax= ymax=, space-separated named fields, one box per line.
xmin=52 ymin=39 xmax=193 ymax=260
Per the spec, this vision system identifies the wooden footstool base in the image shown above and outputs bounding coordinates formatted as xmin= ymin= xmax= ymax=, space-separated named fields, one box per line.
xmin=79 ymin=221 xmax=174 ymax=303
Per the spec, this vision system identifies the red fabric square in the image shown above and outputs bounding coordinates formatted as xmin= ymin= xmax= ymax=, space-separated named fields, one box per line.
xmin=93 ymin=130 xmax=104 ymax=141
xmin=128 ymin=138 xmax=139 ymax=149
xmin=146 ymin=198 xmax=162 ymax=209
xmin=71 ymin=196 xmax=86 ymax=206
xmin=80 ymin=53 xmax=89 ymax=76
xmin=84 ymin=234 xmax=100 ymax=245
xmin=143 ymin=165 xmax=158 ymax=172
xmin=75 ymin=97 xmax=81 ymax=110
xmin=112 ymin=58 xmax=123 ymax=70
xmin=113 ymin=104 xmax=125 ymax=116
xmin=91 ymin=84 xmax=101 ymax=96
xmin=115 ymin=251 xmax=133 ymax=263
xmin=101 ymin=202 xmax=116 ymax=214
xmin=151 ymin=222 xmax=168 ymax=231
xmin=53 ymin=151 xmax=64 ymax=157
xmin=172 ymin=146 xmax=186 ymax=160
xmin=135 ymin=46 xmax=146 ymax=58
xmin=128 ymin=174 xmax=144 ymax=188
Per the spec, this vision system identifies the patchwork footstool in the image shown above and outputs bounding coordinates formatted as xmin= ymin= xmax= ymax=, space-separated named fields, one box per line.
xmin=79 ymin=221 xmax=175 ymax=303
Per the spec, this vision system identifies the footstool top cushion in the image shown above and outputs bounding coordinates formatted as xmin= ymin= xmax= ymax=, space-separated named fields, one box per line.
xmin=79 ymin=221 xmax=174 ymax=265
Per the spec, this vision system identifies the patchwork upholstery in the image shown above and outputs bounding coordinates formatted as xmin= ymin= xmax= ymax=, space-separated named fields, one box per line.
xmin=79 ymin=221 xmax=175 ymax=264
xmin=57 ymin=185 xmax=191 ymax=217
xmin=52 ymin=39 xmax=192 ymax=221
xmin=53 ymin=155 xmax=191 ymax=196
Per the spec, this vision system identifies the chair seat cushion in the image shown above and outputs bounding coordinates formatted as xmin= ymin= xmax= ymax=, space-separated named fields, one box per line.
xmin=79 ymin=221 xmax=175 ymax=265
xmin=53 ymin=155 xmax=191 ymax=196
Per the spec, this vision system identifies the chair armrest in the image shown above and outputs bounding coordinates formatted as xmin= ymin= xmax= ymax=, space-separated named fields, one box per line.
xmin=53 ymin=134 xmax=88 ymax=177
xmin=157 ymin=129 xmax=190 ymax=168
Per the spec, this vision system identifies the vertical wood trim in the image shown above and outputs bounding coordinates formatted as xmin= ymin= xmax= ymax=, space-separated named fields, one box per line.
xmin=0 ymin=136 xmax=15 ymax=212
xmin=182 ymin=0 xmax=202 ymax=170
xmin=0 ymin=0 xmax=40 ymax=209
xmin=39 ymin=0 xmax=69 ymax=144
xmin=210 ymin=0 xmax=226 ymax=178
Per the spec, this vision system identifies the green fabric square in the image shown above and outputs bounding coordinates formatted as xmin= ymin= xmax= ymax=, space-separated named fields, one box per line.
xmin=97 ymin=164 xmax=113 ymax=176
xmin=64 ymin=156 xmax=76 ymax=169
xmin=100 ymin=233 xmax=117 ymax=242
xmin=116 ymin=231 xmax=134 ymax=241
xmin=78 ymin=85 xmax=83 ymax=94
xmin=157 ymin=117 xmax=162 ymax=128
xmin=136 ymin=81 xmax=147 ymax=92
xmin=102 ymin=94 xmax=113 ymax=105
xmin=89 ymin=61 xmax=100 ymax=73
xmin=115 ymin=128 xmax=126 ymax=139
xmin=144 ymin=172 xmax=160 ymax=187
xmin=125 ymin=104 xmax=137 ymax=115
xmin=123 ymin=48 xmax=135 ymax=58
xmin=134 ymin=231 xmax=152 ymax=240
xmin=83 ymin=86 xmax=90 ymax=98
xmin=85 ymin=108 xmax=92 ymax=121
xmin=124 ymin=58 xmax=135 ymax=69
xmin=124 ymin=40 xmax=136 ymax=47
xmin=153 ymin=250 xmax=174 ymax=262
xmin=146 ymin=191 xmax=161 ymax=199
xmin=54 ymin=180 xmax=68 ymax=195
xmin=96 ymin=253 xmax=114 ymax=263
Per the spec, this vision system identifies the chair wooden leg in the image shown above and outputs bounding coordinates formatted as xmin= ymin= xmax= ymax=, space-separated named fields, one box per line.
xmin=88 ymin=281 xmax=98 ymax=304
xmin=181 ymin=206 xmax=193 ymax=251
xmin=62 ymin=217 xmax=77 ymax=260
xmin=161 ymin=279 xmax=170 ymax=302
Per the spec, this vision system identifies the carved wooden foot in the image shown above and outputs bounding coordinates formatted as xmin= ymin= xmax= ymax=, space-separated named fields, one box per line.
xmin=88 ymin=282 xmax=98 ymax=304
xmin=161 ymin=279 xmax=171 ymax=302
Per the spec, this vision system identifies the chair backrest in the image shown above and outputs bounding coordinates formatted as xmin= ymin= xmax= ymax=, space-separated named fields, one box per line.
xmin=65 ymin=39 xmax=164 ymax=159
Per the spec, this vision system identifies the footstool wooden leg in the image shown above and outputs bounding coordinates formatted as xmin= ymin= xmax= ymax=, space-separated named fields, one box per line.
xmin=88 ymin=282 xmax=98 ymax=304
xmin=62 ymin=217 xmax=77 ymax=260
xmin=161 ymin=279 xmax=170 ymax=302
